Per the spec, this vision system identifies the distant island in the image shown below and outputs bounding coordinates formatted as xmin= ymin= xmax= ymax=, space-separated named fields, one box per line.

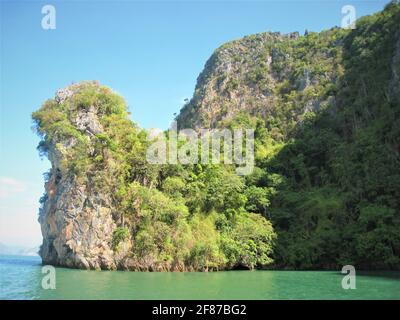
xmin=0 ymin=242 xmax=39 ymax=256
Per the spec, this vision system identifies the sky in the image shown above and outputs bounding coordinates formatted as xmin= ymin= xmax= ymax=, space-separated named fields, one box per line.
xmin=0 ymin=0 xmax=387 ymax=247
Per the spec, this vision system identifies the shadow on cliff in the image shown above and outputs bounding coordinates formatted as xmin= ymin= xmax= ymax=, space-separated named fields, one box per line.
xmin=265 ymin=3 xmax=400 ymax=270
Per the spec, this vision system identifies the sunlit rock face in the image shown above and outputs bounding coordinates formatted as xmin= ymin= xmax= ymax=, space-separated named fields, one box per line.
xmin=175 ymin=31 xmax=339 ymax=131
xmin=39 ymin=171 xmax=117 ymax=270
xmin=38 ymin=82 xmax=129 ymax=270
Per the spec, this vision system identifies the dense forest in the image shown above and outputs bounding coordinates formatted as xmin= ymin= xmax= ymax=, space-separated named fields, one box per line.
xmin=33 ymin=2 xmax=400 ymax=271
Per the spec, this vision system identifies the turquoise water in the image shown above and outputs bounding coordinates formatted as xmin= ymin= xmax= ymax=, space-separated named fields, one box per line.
xmin=1 ymin=255 xmax=399 ymax=300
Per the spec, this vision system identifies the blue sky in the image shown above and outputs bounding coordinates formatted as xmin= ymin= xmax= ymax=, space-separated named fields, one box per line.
xmin=0 ymin=0 xmax=387 ymax=247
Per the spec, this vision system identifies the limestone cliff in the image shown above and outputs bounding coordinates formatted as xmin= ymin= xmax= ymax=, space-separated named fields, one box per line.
xmin=36 ymin=82 xmax=131 ymax=270
xmin=176 ymin=30 xmax=344 ymax=132
xmin=33 ymin=81 xmax=276 ymax=271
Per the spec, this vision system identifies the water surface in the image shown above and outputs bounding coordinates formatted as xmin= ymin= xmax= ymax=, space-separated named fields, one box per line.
xmin=1 ymin=255 xmax=399 ymax=300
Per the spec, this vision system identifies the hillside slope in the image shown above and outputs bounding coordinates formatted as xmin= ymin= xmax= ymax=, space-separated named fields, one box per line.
xmin=177 ymin=2 xmax=400 ymax=269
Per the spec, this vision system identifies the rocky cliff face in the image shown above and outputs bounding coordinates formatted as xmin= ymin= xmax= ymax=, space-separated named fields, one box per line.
xmin=33 ymin=81 xmax=277 ymax=271
xmin=176 ymin=30 xmax=344 ymax=132
xmin=39 ymin=172 xmax=117 ymax=269
xmin=177 ymin=5 xmax=400 ymax=134
xmin=37 ymin=83 xmax=130 ymax=270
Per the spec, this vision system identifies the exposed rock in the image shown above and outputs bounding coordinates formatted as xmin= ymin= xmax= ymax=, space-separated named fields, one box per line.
xmin=38 ymin=82 xmax=127 ymax=270
xmin=298 ymin=69 xmax=311 ymax=91
xmin=39 ymin=150 xmax=119 ymax=270
xmin=73 ymin=105 xmax=103 ymax=135
xmin=55 ymin=88 xmax=73 ymax=104
xmin=176 ymin=30 xmax=340 ymax=130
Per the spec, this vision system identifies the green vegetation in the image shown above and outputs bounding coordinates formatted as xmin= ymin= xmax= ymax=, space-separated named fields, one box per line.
xmin=33 ymin=3 xmax=400 ymax=271
xmin=238 ymin=2 xmax=400 ymax=269
xmin=177 ymin=2 xmax=400 ymax=270
xmin=112 ymin=227 xmax=130 ymax=250
xmin=32 ymin=82 xmax=276 ymax=271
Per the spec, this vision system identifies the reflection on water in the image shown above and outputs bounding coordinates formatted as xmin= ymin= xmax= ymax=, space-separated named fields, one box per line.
xmin=1 ymin=255 xmax=399 ymax=300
